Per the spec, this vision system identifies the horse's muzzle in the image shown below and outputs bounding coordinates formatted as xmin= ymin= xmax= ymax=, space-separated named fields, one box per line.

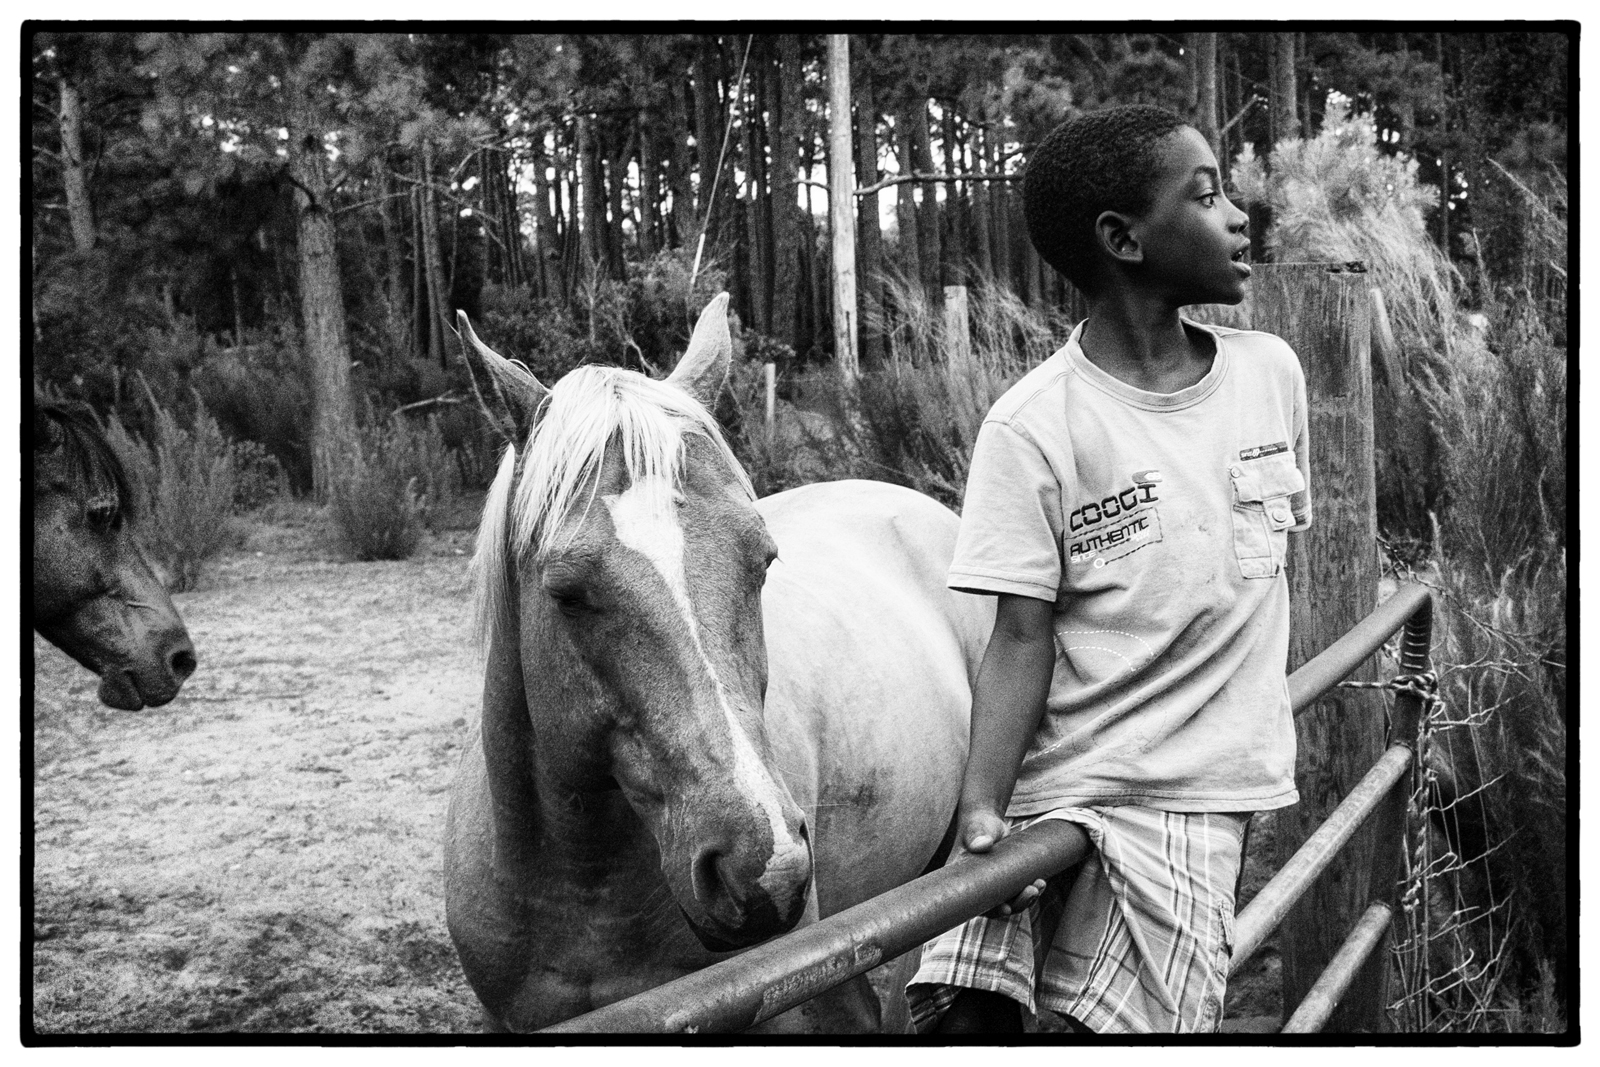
xmin=683 ymin=820 xmax=812 ymax=951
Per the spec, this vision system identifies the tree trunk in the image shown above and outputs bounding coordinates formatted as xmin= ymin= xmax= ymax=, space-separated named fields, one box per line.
xmin=1269 ymin=32 xmax=1300 ymax=145
xmin=576 ymin=112 xmax=608 ymax=281
xmin=693 ymin=37 xmax=724 ymax=244
xmin=743 ymin=66 xmax=770 ymax=334
xmin=987 ymin=129 xmax=1010 ymax=292
xmin=941 ymin=105 xmax=965 ymax=286
xmin=532 ymin=148 xmax=564 ymax=300
xmin=852 ymin=41 xmax=884 ymax=365
xmin=638 ymin=110 xmax=659 ymax=259
xmin=1192 ymin=32 xmax=1221 ymax=159
xmin=57 ymin=77 xmax=96 ymax=253
xmin=770 ymin=34 xmax=805 ymax=353
xmin=910 ymin=101 xmax=942 ymax=301
xmin=605 ymin=122 xmax=632 ymax=276
xmin=970 ymin=124 xmax=993 ymax=284
xmin=826 ymin=35 xmax=857 ymax=377
xmin=893 ymin=111 xmax=921 ymax=287
xmin=667 ymin=79 xmax=696 ymax=248
xmin=377 ymin=165 xmax=411 ymax=357
xmin=419 ymin=138 xmax=450 ymax=367
xmin=286 ymin=76 xmax=356 ymax=501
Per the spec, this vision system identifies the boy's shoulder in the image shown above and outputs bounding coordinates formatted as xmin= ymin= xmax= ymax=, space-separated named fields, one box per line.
xmin=985 ymin=346 xmax=1076 ymax=428
xmin=1206 ymin=322 xmax=1301 ymax=369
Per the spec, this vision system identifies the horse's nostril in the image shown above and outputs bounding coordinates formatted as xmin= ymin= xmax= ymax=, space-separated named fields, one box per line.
xmin=691 ymin=848 xmax=725 ymax=905
xmin=170 ymin=647 xmax=197 ymax=681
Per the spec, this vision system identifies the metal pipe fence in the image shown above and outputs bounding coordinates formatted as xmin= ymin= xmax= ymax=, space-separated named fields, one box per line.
xmin=547 ymin=584 xmax=1435 ymax=1035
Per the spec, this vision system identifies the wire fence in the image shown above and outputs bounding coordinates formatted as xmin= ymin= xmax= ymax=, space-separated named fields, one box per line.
xmin=1343 ymin=642 xmax=1519 ymax=1033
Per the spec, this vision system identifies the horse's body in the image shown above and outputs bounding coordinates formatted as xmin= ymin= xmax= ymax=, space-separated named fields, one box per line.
xmin=443 ymin=298 xmax=992 ymax=1032
xmin=33 ymin=399 xmax=196 ymax=709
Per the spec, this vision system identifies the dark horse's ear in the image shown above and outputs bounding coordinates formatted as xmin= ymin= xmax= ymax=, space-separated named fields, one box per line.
xmin=666 ymin=293 xmax=732 ymax=410
xmin=455 ymin=311 xmax=549 ymax=446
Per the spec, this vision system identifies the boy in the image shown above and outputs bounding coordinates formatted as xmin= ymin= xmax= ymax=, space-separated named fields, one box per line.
xmin=908 ymin=105 xmax=1312 ymax=1035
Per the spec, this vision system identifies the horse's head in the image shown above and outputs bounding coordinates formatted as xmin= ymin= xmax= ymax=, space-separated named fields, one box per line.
xmin=461 ymin=296 xmax=812 ymax=951
xmin=32 ymin=401 xmax=196 ymax=710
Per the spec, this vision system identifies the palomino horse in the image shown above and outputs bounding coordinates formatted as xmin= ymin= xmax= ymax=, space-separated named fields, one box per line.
xmin=444 ymin=295 xmax=993 ymax=1032
xmin=33 ymin=398 xmax=196 ymax=709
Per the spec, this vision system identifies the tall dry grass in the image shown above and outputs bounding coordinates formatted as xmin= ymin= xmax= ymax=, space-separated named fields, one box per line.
xmin=728 ymin=274 xmax=1069 ymax=509
xmin=1241 ymin=101 xmax=1569 ymax=1031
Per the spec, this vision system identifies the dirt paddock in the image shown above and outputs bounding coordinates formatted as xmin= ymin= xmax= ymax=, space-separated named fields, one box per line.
xmin=30 ymin=506 xmax=1281 ymax=1035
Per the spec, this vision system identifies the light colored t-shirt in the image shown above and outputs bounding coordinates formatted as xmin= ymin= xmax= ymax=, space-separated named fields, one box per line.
xmin=950 ymin=319 xmax=1311 ymax=815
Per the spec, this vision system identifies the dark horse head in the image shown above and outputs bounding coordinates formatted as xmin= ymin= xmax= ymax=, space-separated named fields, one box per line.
xmin=32 ymin=398 xmax=196 ymax=709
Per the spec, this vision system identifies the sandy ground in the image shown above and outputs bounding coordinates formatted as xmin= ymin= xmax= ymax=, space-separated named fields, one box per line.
xmin=30 ymin=506 xmax=1280 ymax=1036
xmin=31 ymin=511 xmax=484 ymax=1034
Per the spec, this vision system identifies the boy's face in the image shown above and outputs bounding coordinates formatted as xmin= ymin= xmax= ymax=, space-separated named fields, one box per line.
xmin=1125 ymin=127 xmax=1252 ymax=306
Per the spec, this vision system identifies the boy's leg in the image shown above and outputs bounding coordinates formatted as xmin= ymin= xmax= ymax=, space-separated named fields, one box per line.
xmin=933 ymin=989 xmax=1024 ymax=1034
xmin=1036 ymin=808 xmax=1248 ymax=1034
xmin=906 ymin=903 xmax=1041 ymax=1033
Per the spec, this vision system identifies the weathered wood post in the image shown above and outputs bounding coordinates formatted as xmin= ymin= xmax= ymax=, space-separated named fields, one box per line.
xmin=1249 ymin=264 xmax=1385 ymax=1031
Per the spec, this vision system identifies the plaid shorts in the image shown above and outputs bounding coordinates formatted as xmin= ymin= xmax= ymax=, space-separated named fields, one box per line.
xmin=907 ymin=806 xmax=1247 ymax=1035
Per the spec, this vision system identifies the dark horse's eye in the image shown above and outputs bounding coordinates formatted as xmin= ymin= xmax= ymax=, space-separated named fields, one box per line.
xmin=86 ymin=502 xmax=120 ymax=532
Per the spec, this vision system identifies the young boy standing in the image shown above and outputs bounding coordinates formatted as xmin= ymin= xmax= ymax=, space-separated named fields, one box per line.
xmin=908 ymin=105 xmax=1312 ymax=1035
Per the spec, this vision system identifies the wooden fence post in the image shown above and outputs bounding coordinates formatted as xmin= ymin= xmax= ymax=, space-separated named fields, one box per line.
xmin=1249 ymin=264 xmax=1385 ymax=1032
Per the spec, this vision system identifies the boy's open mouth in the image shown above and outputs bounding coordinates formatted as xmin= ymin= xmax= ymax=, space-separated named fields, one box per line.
xmin=1231 ymin=247 xmax=1252 ymax=275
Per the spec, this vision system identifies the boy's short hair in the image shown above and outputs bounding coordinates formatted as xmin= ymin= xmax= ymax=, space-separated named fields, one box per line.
xmin=1023 ymin=105 xmax=1191 ymax=294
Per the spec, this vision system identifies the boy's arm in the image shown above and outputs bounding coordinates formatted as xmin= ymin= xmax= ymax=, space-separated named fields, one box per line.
xmin=954 ymin=593 xmax=1058 ymax=878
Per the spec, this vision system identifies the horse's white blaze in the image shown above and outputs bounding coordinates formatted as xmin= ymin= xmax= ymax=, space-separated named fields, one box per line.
xmin=603 ymin=478 xmax=803 ymax=874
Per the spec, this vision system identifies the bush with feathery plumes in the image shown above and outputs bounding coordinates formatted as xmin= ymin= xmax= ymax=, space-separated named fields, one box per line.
xmin=326 ymin=414 xmax=461 ymax=562
xmin=105 ymin=380 xmax=239 ymax=592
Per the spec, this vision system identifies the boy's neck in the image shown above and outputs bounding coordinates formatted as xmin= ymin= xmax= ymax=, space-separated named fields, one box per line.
xmin=1078 ymin=294 xmax=1216 ymax=395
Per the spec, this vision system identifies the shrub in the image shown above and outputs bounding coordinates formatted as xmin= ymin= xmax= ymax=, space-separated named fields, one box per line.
xmin=326 ymin=414 xmax=461 ymax=561
xmin=105 ymin=381 xmax=238 ymax=592
xmin=191 ymin=324 xmax=315 ymax=493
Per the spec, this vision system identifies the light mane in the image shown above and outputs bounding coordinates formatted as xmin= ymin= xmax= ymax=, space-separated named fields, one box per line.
xmin=472 ymin=365 xmax=753 ymax=651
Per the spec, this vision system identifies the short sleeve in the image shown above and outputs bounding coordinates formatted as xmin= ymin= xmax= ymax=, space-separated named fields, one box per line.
xmin=1289 ymin=356 xmax=1313 ymax=531
xmin=948 ymin=420 xmax=1064 ymax=601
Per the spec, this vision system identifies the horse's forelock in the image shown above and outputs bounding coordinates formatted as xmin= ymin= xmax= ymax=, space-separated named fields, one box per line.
xmin=37 ymin=403 xmax=138 ymax=521
xmin=508 ymin=367 xmax=752 ymax=567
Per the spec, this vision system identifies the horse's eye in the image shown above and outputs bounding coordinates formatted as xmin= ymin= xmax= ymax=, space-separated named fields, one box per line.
xmin=543 ymin=581 xmax=590 ymax=618
xmin=86 ymin=502 xmax=120 ymax=532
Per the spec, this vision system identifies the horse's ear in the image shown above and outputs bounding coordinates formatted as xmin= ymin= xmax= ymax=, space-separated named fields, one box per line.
xmin=455 ymin=311 xmax=548 ymax=446
xmin=666 ymin=293 xmax=732 ymax=409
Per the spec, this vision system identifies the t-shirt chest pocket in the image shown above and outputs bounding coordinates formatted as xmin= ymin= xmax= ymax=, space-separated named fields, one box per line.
xmin=1229 ymin=454 xmax=1303 ymax=578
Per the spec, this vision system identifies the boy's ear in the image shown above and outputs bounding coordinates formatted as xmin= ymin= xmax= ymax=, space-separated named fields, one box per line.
xmin=1095 ymin=210 xmax=1143 ymax=266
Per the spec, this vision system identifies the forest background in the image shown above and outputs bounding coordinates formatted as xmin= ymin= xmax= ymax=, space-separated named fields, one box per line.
xmin=28 ymin=28 xmax=1570 ymax=1032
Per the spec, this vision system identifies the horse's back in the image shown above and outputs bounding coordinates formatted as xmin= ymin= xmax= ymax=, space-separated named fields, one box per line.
xmin=756 ymin=480 xmax=992 ymax=914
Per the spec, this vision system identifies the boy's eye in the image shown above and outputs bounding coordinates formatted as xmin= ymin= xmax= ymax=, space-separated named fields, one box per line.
xmin=1198 ymin=191 xmax=1219 ymax=207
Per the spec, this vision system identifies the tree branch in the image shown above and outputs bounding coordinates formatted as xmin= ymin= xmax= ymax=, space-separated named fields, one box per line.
xmin=1221 ymin=96 xmax=1260 ymax=137
xmin=853 ymin=171 xmax=1023 ymax=197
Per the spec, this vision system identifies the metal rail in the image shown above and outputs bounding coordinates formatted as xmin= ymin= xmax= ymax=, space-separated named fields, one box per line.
xmin=1281 ymin=902 xmax=1395 ymax=1033
xmin=547 ymin=585 xmax=1435 ymax=1034
xmin=543 ymin=819 xmax=1090 ymax=1033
